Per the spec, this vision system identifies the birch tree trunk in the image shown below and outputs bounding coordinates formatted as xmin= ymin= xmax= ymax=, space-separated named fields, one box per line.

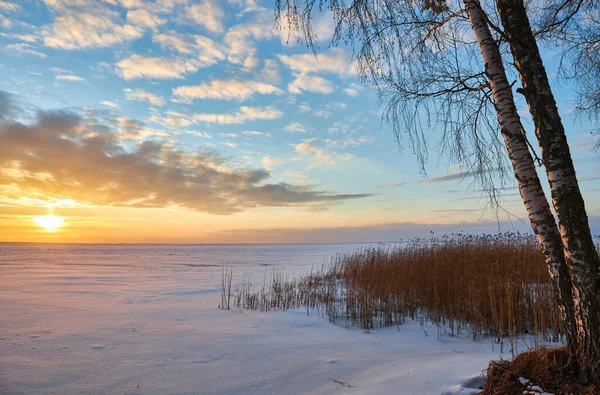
xmin=496 ymin=0 xmax=600 ymax=382
xmin=463 ymin=0 xmax=579 ymax=357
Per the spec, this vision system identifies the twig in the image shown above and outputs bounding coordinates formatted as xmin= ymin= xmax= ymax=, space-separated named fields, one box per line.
xmin=331 ymin=378 xmax=355 ymax=387
xmin=420 ymin=320 xmax=429 ymax=337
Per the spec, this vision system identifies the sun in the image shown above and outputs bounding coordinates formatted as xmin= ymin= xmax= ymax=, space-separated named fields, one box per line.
xmin=34 ymin=215 xmax=65 ymax=231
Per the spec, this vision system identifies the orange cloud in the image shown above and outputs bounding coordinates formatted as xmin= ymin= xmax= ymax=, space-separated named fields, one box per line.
xmin=0 ymin=91 xmax=372 ymax=215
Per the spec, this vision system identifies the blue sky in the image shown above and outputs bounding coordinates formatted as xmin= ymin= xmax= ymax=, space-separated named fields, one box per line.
xmin=0 ymin=0 xmax=598 ymax=243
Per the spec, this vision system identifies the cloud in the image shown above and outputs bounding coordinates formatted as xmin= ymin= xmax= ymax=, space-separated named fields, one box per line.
xmin=568 ymin=132 xmax=600 ymax=151
xmin=183 ymin=0 xmax=224 ymax=33
xmin=261 ymin=155 xmax=285 ymax=169
xmin=153 ymin=0 xmax=190 ymax=9
xmin=276 ymin=10 xmax=335 ymax=46
xmin=0 ymin=91 xmax=18 ymax=122
xmin=422 ymin=170 xmax=492 ymax=184
xmin=284 ymin=122 xmax=307 ymax=133
xmin=100 ymin=101 xmax=119 ymax=109
xmin=152 ymin=31 xmax=225 ymax=66
xmin=0 ymin=91 xmax=370 ymax=214
xmin=314 ymin=109 xmax=331 ymax=118
xmin=288 ymin=74 xmax=334 ymax=95
xmin=327 ymin=121 xmax=352 ymax=135
xmin=10 ymin=34 xmax=39 ymax=43
xmin=228 ymin=0 xmax=263 ymax=14
xmin=325 ymin=135 xmax=373 ymax=149
xmin=343 ymin=82 xmax=362 ymax=97
xmin=224 ymin=21 xmax=271 ymax=65
xmin=0 ymin=1 xmax=19 ymax=12
xmin=43 ymin=8 xmax=144 ymax=50
xmin=126 ymin=9 xmax=166 ymax=30
xmin=298 ymin=103 xmax=312 ymax=112
xmin=294 ymin=140 xmax=353 ymax=168
xmin=42 ymin=0 xmax=150 ymax=12
xmin=111 ymin=0 xmax=143 ymax=8
xmin=243 ymin=56 xmax=260 ymax=70
xmin=173 ymin=79 xmax=283 ymax=102
xmin=371 ymin=182 xmax=407 ymax=189
xmin=221 ymin=141 xmax=237 ymax=149
xmin=185 ymin=130 xmax=211 ymax=138
xmin=278 ymin=48 xmax=355 ymax=76
xmin=0 ymin=15 xmax=12 ymax=29
xmin=50 ymin=67 xmax=70 ymax=74
xmin=116 ymin=55 xmax=200 ymax=80
xmin=242 ymin=130 xmax=270 ymax=137
xmin=149 ymin=113 xmax=193 ymax=127
xmin=295 ymin=142 xmax=327 ymax=157
xmin=258 ymin=59 xmax=281 ymax=83
xmin=4 ymin=43 xmax=47 ymax=58
xmin=56 ymin=74 xmax=87 ymax=82
xmin=41 ymin=0 xmax=98 ymax=11
xmin=343 ymin=88 xmax=358 ymax=97
xmin=278 ymin=48 xmax=356 ymax=95
xmin=124 ymin=88 xmax=165 ymax=106
xmin=314 ymin=103 xmax=347 ymax=119
xmin=193 ymin=106 xmax=283 ymax=124
xmin=580 ymin=175 xmax=600 ymax=183
xmin=108 ymin=116 xmax=170 ymax=140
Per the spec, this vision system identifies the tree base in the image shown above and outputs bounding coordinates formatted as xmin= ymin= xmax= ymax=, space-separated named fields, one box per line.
xmin=480 ymin=347 xmax=598 ymax=394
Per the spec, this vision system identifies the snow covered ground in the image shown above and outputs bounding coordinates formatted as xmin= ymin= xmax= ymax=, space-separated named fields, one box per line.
xmin=0 ymin=243 xmax=527 ymax=394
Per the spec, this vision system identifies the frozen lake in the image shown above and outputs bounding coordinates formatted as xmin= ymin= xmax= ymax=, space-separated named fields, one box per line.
xmin=1 ymin=243 xmax=512 ymax=394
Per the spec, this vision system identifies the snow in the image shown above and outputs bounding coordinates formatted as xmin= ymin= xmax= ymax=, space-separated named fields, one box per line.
xmin=1 ymin=243 xmax=529 ymax=394
xmin=518 ymin=377 xmax=555 ymax=395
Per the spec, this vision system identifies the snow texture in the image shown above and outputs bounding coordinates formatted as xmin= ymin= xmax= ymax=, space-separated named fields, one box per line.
xmin=0 ymin=244 xmax=533 ymax=394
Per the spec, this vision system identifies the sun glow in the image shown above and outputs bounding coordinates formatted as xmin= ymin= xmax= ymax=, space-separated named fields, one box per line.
xmin=34 ymin=215 xmax=65 ymax=231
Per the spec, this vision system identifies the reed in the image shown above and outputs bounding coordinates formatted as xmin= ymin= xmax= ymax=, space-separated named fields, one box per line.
xmin=226 ymin=232 xmax=573 ymax=348
xmin=220 ymin=263 xmax=233 ymax=310
xmin=318 ymin=233 xmax=562 ymax=348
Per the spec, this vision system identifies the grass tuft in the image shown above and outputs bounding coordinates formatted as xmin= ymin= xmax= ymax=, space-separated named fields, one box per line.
xmin=481 ymin=347 xmax=598 ymax=394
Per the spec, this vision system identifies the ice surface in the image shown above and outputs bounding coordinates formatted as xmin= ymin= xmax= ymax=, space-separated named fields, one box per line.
xmin=1 ymin=243 xmax=519 ymax=394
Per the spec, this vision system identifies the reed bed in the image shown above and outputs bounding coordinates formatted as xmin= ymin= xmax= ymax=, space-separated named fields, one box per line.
xmin=223 ymin=232 xmax=569 ymax=349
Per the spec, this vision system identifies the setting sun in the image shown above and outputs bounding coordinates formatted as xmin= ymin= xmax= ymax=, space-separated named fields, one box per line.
xmin=34 ymin=215 xmax=65 ymax=231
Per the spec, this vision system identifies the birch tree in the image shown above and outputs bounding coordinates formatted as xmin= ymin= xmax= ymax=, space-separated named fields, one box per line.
xmin=275 ymin=0 xmax=600 ymax=383
xmin=496 ymin=0 xmax=600 ymax=382
xmin=462 ymin=0 xmax=579 ymax=361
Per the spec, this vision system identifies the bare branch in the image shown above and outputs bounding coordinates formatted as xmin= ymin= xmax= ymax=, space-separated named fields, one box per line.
xmin=421 ymin=9 xmax=467 ymax=44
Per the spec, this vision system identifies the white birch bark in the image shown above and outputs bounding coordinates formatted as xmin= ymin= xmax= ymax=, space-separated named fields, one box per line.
xmin=497 ymin=0 xmax=600 ymax=381
xmin=463 ymin=0 xmax=579 ymax=352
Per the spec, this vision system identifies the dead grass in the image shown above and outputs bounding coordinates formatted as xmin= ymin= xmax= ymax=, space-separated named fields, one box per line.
xmin=226 ymin=232 xmax=565 ymax=350
xmin=481 ymin=347 xmax=598 ymax=394
xmin=312 ymin=232 xmax=563 ymax=348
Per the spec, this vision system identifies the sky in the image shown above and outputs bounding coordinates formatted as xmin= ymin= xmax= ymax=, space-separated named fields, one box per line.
xmin=0 ymin=0 xmax=598 ymax=243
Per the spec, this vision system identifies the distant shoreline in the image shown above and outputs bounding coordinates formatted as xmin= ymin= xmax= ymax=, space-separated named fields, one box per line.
xmin=0 ymin=241 xmax=405 ymax=246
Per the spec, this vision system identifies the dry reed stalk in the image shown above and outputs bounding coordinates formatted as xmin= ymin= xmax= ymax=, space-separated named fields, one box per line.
xmin=220 ymin=263 xmax=233 ymax=310
xmin=227 ymin=233 xmax=578 ymax=348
